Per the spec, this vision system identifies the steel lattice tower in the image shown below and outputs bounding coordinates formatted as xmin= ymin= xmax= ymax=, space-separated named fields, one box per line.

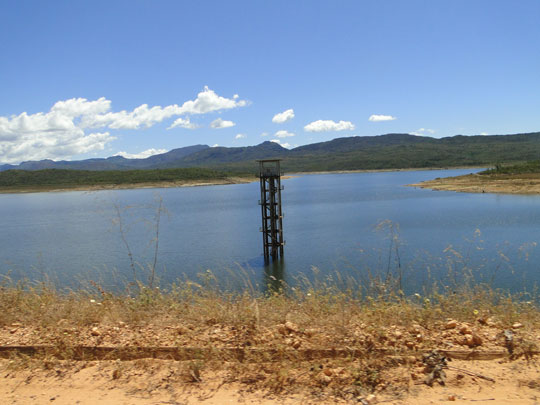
xmin=258 ymin=160 xmax=284 ymax=261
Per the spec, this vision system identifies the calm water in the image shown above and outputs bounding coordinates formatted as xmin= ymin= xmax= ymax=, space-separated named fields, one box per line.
xmin=1 ymin=169 xmax=540 ymax=293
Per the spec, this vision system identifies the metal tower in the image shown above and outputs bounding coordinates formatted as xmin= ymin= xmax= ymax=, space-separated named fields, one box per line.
xmin=258 ymin=159 xmax=284 ymax=261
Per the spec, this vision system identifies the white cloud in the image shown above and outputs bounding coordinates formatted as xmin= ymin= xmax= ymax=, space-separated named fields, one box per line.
xmin=235 ymin=133 xmax=246 ymax=139
xmin=272 ymin=108 xmax=295 ymax=124
xmin=176 ymin=86 xmax=247 ymax=115
xmin=274 ymin=130 xmax=295 ymax=138
xmin=260 ymin=132 xmax=269 ymax=137
xmin=167 ymin=117 xmax=198 ymax=130
xmin=410 ymin=128 xmax=436 ymax=136
xmin=480 ymin=132 xmax=489 ymax=136
xmin=114 ymin=148 xmax=168 ymax=159
xmin=210 ymin=118 xmax=235 ymax=129
xmin=270 ymin=139 xmax=291 ymax=149
xmin=304 ymin=120 xmax=355 ymax=132
xmin=211 ymin=144 xmax=220 ymax=147
xmin=368 ymin=114 xmax=396 ymax=122
xmin=0 ymin=100 xmax=116 ymax=163
xmin=0 ymin=88 xmax=247 ymax=164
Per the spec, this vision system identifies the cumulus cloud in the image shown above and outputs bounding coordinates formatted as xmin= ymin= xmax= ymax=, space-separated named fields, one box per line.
xmin=274 ymin=130 xmax=295 ymax=138
xmin=176 ymin=86 xmax=247 ymax=115
xmin=260 ymin=132 xmax=269 ymax=137
xmin=114 ymin=148 xmax=168 ymax=159
xmin=368 ymin=114 xmax=396 ymax=122
xmin=0 ymin=99 xmax=116 ymax=163
xmin=0 ymin=88 xmax=247 ymax=164
xmin=272 ymin=108 xmax=295 ymax=124
xmin=270 ymin=139 xmax=291 ymax=149
xmin=235 ymin=133 xmax=246 ymax=139
xmin=168 ymin=117 xmax=198 ymax=130
xmin=304 ymin=120 xmax=355 ymax=132
xmin=410 ymin=128 xmax=436 ymax=136
xmin=210 ymin=118 xmax=235 ymax=129
xmin=480 ymin=132 xmax=489 ymax=136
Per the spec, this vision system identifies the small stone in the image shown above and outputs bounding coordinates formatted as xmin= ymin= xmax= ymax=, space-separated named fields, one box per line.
xmin=512 ymin=322 xmax=524 ymax=329
xmin=9 ymin=328 xmax=17 ymax=334
xmin=448 ymin=394 xmax=456 ymax=401
xmin=284 ymin=321 xmax=299 ymax=333
xmin=472 ymin=333 xmax=483 ymax=346
xmin=304 ymin=328 xmax=316 ymax=337
xmin=445 ymin=320 xmax=458 ymax=329
xmin=365 ymin=394 xmax=377 ymax=404
xmin=323 ymin=368 xmax=333 ymax=376
xmin=91 ymin=327 xmax=100 ymax=336
xmin=394 ymin=331 xmax=403 ymax=339
xmin=320 ymin=374 xmax=332 ymax=384
xmin=177 ymin=326 xmax=190 ymax=335
xmin=462 ymin=334 xmax=475 ymax=347
xmin=459 ymin=325 xmax=472 ymax=335
xmin=405 ymin=341 xmax=415 ymax=349
xmin=277 ymin=324 xmax=288 ymax=335
xmin=292 ymin=340 xmax=301 ymax=349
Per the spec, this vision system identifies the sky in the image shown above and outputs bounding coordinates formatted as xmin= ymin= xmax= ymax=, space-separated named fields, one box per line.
xmin=1 ymin=0 xmax=539 ymax=164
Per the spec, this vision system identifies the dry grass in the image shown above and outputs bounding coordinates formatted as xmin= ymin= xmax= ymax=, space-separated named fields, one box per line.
xmin=1 ymin=274 xmax=539 ymax=402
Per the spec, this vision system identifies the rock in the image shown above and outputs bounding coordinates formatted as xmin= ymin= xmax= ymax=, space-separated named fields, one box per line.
xmin=459 ymin=325 xmax=472 ymax=335
xmin=304 ymin=328 xmax=316 ymax=337
xmin=365 ymin=394 xmax=377 ymax=404
xmin=318 ymin=372 xmax=332 ymax=384
xmin=284 ymin=321 xmax=299 ymax=333
xmin=292 ymin=340 xmax=302 ymax=349
xmin=445 ymin=320 xmax=458 ymax=329
xmin=472 ymin=333 xmax=483 ymax=346
xmin=177 ymin=326 xmax=190 ymax=335
xmin=394 ymin=331 xmax=403 ymax=339
xmin=277 ymin=324 xmax=288 ymax=335
xmin=323 ymin=368 xmax=333 ymax=376
xmin=91 ymin=327 xmax=100 ymax=336
xmin=456 ymin=333 xmax=482 ymax=347
xmin=512 ymin=322 xmax=524 ymax=329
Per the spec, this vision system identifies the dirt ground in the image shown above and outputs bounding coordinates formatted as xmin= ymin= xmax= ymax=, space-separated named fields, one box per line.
xmin=2 ymin=317 xmax=540 ymax=404
xmin=408 ymin=173 xmax=540 ymax=195
xmin=2 ymin=357 xmax=540 ymax=404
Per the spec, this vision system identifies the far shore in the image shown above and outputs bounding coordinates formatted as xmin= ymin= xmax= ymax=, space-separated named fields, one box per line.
xmin=0 ymin=176 xmax=257 ymax=194
xmin=0 ymin=166 xmax=482 ymax=195
xmin=408 ymin=172 xmax=540 ymax=195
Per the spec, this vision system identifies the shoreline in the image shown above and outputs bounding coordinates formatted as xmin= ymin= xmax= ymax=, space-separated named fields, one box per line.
xmin=287 ymin=166 xmax=482 ymax=176
xmin=0 ymin=166 xmax=482 ymax=195
xmin=408 ymin=173 xmax=540 ymax=195
xmin=0 ymin=176 xmax=257 ymax=194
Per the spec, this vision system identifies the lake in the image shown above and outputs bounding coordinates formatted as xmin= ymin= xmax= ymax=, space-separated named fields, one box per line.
xmin=2 ymin=169 xmax=540 ymax=294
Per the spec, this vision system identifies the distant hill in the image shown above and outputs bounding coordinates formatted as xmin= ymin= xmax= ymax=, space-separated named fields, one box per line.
xmin=3 ymin=132 xmax=540 ymax=173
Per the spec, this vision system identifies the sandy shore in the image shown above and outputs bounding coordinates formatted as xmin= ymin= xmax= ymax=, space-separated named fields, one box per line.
xmin=409 ymin=173 xmax=540 ymax=195
xmin=0 ymin=177 xmax=257 ymax=194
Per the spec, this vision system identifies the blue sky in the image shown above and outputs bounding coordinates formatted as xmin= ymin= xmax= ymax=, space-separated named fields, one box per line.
xmin=1 ymin=0 xmax=539 ymax=164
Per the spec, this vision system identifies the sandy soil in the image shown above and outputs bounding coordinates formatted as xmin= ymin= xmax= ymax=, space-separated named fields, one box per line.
xmin=408 ymin=173 xmax=540 ymax=195
xmin=2 ymin=357 xmax=540 ymax=404
xmin=1 ymin=319 xmax=539 ymax=404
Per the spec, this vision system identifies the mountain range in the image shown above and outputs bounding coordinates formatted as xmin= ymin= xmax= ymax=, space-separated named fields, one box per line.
xmin=3 ymin=132 xmax=540 ymax=173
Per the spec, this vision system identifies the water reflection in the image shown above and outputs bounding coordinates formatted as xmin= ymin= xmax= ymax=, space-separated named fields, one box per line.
xmin=263 ymin=258 xmax=286 ymax=294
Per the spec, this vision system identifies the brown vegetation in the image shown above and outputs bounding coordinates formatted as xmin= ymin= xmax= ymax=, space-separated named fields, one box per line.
xmin=1 ymin=279 xmax=540 ymax=403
